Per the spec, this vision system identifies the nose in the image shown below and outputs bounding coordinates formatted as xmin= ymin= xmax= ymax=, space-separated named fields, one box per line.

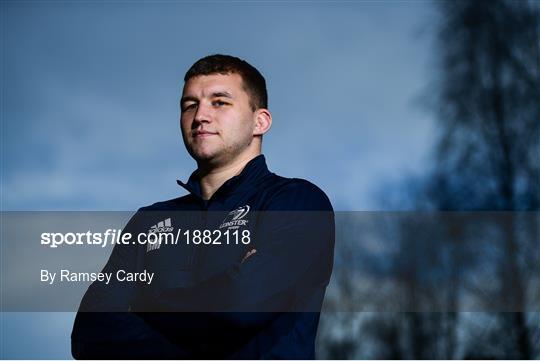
xmin=193 ymin=101 xmax=211 ymax=126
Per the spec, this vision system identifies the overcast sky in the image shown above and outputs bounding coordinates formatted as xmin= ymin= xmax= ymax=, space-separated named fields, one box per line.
xmin=2 ymin=1 xmax=438 ymax=358
xmin=3 ymin=1 xmax=437 ymax=212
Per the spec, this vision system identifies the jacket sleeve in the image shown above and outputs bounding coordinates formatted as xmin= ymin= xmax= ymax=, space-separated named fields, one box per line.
xmin=71 ymin=210 xmax=186 ymax=359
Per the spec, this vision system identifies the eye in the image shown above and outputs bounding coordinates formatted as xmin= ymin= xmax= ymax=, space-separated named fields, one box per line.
xmin=182 ymin=103 xmax=197 ymax=112
xmin=212 ymin=100 xmax=228 ymax=107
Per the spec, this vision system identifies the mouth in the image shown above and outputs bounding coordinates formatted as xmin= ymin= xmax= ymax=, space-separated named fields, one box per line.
xmin=193 ymin=130 xmax=218 ymax=138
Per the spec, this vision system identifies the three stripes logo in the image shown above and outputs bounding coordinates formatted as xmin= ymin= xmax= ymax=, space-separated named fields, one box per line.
xmin=149 ymin=218 xmax=173 ymax=233
xmin=146 ymin=218 xmax=173 ymax=252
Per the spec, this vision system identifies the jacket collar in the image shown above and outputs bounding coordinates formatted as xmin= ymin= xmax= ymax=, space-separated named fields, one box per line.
xmin=177 ymin=154 xmax=270 ymax=201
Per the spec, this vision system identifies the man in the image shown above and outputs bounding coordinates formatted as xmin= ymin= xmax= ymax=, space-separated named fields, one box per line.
xmin=72 ymin=54 xmax=335 ymax=359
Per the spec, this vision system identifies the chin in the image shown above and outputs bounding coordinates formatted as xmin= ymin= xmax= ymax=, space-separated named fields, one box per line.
xmin=191 ymin=150 xmax=220 ymax=163
xmin=188 ymin=145 xmax=216 ymax=159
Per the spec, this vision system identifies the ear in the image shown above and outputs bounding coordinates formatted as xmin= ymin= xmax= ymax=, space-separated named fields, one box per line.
xmin=253 ymin=109 xmax=272 ymax=136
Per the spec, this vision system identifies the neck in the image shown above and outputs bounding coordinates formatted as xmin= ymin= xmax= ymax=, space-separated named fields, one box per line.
xmin=197 ymin=152 xmax=260 ymax=200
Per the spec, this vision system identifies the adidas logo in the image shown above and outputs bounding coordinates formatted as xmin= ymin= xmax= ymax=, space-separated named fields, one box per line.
xmin=147 ymin=218 xmax=173 ymax=252
xmin=149 ymin=218 xmax=173 ymax=233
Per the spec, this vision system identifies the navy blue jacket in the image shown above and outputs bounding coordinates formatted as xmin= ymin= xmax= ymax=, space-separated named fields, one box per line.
xmin=72 ymin=155 xmax=335 ymax=359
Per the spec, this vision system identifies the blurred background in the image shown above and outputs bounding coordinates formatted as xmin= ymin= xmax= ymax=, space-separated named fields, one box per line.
xmin=1 ymin=0 xmax=539 ymax=359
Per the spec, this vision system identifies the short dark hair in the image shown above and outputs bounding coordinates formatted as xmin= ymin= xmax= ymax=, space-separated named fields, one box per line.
xmin=184 ymin=54 xmax=268 ymax=111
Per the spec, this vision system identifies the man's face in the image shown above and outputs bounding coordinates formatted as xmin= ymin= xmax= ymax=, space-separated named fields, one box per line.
xmin=180 ymin=73 xmax=257 ymax=166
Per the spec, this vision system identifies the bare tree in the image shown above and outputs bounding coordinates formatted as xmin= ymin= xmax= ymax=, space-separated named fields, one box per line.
xmin=432 ymin=0 xmax=540 ymax=358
